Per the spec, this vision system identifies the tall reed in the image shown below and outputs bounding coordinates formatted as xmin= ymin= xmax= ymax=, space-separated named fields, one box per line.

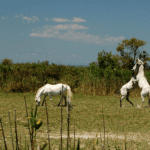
xmin=0 ymin=117 xmax=7 ymax=150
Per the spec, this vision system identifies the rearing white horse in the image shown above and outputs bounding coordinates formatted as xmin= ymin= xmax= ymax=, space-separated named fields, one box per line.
xmin=118 ymin=77 xmax=138 ymax=107
xmin=132 ymin=58 xmax=150 ymax=108
xmin=35 ymin=83 xmax=73 ymax=108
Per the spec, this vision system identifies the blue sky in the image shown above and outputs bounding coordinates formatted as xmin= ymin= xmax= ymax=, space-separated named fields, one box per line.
xmin=0 ymin=0 xmax=150 ymax=66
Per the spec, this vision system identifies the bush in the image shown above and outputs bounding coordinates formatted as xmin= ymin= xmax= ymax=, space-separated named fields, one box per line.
xmin=0 ymin=57 xmax=149 ymax=96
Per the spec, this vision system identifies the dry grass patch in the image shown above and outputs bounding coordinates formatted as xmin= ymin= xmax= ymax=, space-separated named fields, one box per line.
xmin=0 ymin=92 xmax=150 ymax=149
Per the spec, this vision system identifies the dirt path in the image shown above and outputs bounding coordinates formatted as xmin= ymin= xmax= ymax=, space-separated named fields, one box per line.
xmin=37 ymin=131 xmax=150 ymax=143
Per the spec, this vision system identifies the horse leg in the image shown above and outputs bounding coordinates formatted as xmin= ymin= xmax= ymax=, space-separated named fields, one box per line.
xmin=50 ymin=98 xmax=53 ymax=106
xmin=57 ymin=96 xmax=63 ymax=106
xmin=148 ymin=92 xmax=150 ymax=108
xmin=126 ymin=91 xmax=134 ymax=106
xmin=57 ymin=100 xmax=61 ymax=106
xmin=63 ymin=95 xmax=67 ymax=106
xmin=120 ymin=95 xmax=126 ymax=107
xmin=138 ymin=88 xmax=148 ymax=108
xmin=47 ymin=94 xmax=53 ymax=106
xmin=57 ymin=95 xmax=66 ymax=106
xmin=139 ymin=94 xmax=145 ymax=108
xmin=41 ymin=95 xmax=47 ymax=106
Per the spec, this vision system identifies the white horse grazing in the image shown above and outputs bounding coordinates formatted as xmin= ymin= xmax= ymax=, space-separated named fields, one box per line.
xmin=118 ymin=77 xmax=138 ymax=107
xmin=35 ymin=83 xmax=73 ymax=108
xmin=132 ymin=58 xmax=150 ymax=108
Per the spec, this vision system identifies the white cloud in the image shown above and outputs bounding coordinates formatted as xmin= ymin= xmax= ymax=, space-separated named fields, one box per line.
xmin=53 ymin=18 xmax=70 ymax=22
xmin=20 ymin=15 xmax=39 ymax=23
xmin=30 ymin=25 xmax=125 ymax=45
xmin=30 ymin=27 xmax=60 ymax=38
xmin=72 ymin=17 xmax=86 ymax=23
xmin=32 ymin=16 xmax=39 ymax=21
xmin=53 ymin=24 xmax=88 ymax=30
xmin=2 ymin=17 xmax=5 ymax=20
xmin=58 ymin=31 xmax=102 ymax=43
xmin=71 ymin=54 xmax=77 ymax=58
xmin=53 ymin=17 xmax=86 ymax=23
xmin=45 ymin=18 xmax=50 ymax=21
xmin=29 ymin=16 xmax=124 ymax=45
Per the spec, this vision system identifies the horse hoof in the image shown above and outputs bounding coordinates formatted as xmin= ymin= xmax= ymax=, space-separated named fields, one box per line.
xmin=137 ymin=105 xmax=141 ymax=108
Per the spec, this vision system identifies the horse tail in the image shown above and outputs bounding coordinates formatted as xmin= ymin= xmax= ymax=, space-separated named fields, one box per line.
xmin=116 ymin=89 xmax=120 ymax=98
xmin=148 ymin=90 xmax=150 ymax=108
xmin=66 ymin=85 xmax=73 ymax=108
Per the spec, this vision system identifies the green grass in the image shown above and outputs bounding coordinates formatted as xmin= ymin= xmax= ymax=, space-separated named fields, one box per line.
xmin=0 ymin=92 xmax=150 ymax=149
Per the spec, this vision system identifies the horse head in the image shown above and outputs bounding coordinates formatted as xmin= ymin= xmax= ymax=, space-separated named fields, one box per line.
xmin=136 ymin=58 xmax=144 ymax=65
xmin=132 ymin=58 xmax=145 ymax=76
xmin=35 ymin=96 xmax=41 ymax=106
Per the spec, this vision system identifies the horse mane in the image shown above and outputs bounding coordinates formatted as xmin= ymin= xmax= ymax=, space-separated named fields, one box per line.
xmin=36 ymin=84 xmax=46 ymax=97
xmin=140 ymin=64 xmax=145 ymax=77
xmin=143 ymin=65 xmax=145 ymax=76
xmin=37 ymin=85 xmax=45 ymax=93
xmin=136 ymin=58 xmax=145 ymax=77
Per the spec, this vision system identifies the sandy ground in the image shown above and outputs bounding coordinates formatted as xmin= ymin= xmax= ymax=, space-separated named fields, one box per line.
xmin=0 ymin=131 xmax=149 ymax=149
xmin=37 ymin=131 xmax=150 ymax=143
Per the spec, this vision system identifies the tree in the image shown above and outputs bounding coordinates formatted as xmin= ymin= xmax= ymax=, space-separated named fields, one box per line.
xmin=139 ymin=50 xmax=150 ymax=69
xmin=97 ymin=50 xmax=120 ymax=69
xmin=116 ymin=37 xmax=147 ymax=63
xmin=139 ymin=50 xmax=150 ymax=61
xmin=118 ymin=53 xmax=134 ymax=69
xmin=2 ymin=58 xmax=13 ymax=65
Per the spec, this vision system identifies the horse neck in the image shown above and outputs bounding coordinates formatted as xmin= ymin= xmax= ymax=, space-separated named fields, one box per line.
xmin=66 ymin=85 xmax=70 ymax=91
xmin=36 ymin=87 xmax=44 ymax=98
xmin=137 ymin=66 xmax=145 ymax=79
xmin=62 ymin=84 xmax=68 ymax=90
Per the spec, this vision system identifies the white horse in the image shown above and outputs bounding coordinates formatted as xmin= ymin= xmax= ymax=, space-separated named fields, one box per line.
xmin=35 ymin=83 xmax=73 ymax=108
xmin=132 ymin=58 xmax=150 ymax=108
xmin=118 ymin=77 xmax=138 ymax=107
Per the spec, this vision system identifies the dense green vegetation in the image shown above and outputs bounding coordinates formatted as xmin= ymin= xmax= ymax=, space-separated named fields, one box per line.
xmin=0 ymin=50 xmax=150 ymax=95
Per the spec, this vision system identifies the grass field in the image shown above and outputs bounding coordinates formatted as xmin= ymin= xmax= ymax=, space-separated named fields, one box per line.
xmin=0 ymin=92 xmax=150 ymax=149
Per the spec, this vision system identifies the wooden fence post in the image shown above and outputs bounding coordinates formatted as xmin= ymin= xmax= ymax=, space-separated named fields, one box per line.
xmin=60 ymin=85 xmax=63 ymax=150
